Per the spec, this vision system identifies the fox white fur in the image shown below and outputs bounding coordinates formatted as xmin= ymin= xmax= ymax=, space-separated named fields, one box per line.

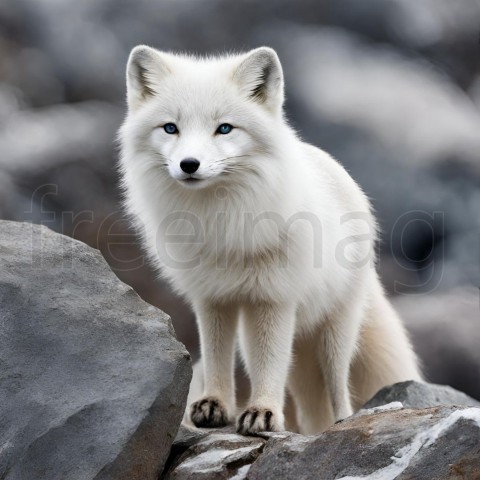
xmin=118 ymin=45 xmax=422 ymax=435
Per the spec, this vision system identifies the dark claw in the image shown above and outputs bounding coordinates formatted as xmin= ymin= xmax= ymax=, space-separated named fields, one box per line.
xmin=265 ymin=410 xmax=273 ymax=430
xmin=237 ymin=407 xmax=278 ymax=435
xmin=190 ymin=396 xmax=228 ymax=428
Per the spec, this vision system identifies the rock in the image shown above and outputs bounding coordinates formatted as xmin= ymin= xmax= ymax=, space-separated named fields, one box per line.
xmin=395 ymin=287 xmax=480 ymax=401
xmin=162 ymin=426 xmax=266 ymax=480
xmin=247 ymin=406 xmax=480 ymax=480
xmin=164 ymin=405 xmax=480 ymax=479
xmin=0 ymin=221 xmax=191 ymax=480
xmin=363 ymin=381 xmax=480 ymax=410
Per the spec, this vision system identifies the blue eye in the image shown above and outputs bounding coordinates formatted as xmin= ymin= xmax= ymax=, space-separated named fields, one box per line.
xmin=164 ymin=123 xmax=178 ymax=134
xmin=216 ymin=123 xmax=233 ymax=134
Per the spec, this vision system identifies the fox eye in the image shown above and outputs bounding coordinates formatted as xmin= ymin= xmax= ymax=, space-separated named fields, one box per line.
xmin=216 ymin=123 xmax=233 ymax=134
xmin=163 ymin=123 xmax=178 ymax=134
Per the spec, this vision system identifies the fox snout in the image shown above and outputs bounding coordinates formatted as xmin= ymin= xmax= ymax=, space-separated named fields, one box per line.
xmin=180 ymin=158 xmax=200 ymax=174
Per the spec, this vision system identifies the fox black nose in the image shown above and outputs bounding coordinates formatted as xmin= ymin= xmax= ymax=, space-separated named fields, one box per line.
xmin=180 ymin=158 xmax=200 ymax=174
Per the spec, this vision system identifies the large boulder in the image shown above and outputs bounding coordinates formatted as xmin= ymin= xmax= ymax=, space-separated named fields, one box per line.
xmin=0 ymin=221 xmax=191 ymax=480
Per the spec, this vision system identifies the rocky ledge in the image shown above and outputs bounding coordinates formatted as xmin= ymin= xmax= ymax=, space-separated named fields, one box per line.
xmin=164 ymin=381 xmax=480 ymax=479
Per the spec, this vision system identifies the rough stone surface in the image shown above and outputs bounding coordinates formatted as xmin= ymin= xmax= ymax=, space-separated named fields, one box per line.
xmin=364 ymin=381 xmax=480 ymax=410
xmin=164 ymin=383 xmax=480 ymax=479
xmin=247 ymin=406 xmax=480 ymax=480
xmin=164 ymin=406 xmax=480 ymax=480
xmin=0 ymin=221 xmax=192 ymax=480
xmin=162 ymin=426 xmax=267 ymax=480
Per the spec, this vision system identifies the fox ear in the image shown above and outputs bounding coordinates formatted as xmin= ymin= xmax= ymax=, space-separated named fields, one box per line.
xmin=126 ymin=45 xmax=170 ymax=110
xmin=234 ymin=47 xmax=284 ymax=111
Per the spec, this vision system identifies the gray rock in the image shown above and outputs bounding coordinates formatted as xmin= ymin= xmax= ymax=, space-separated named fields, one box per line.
xmin=162 ymin=426 xmax=266 ymax=480
xmin=0 ymin=221 xmax=192 ymax=480
xmin=164 ymin=405 xmax=480 ymax=479
xmin=363 ymin=381 xmax=480 ymax=410
xmin=247 ymin=405 xmax=480 ymax=480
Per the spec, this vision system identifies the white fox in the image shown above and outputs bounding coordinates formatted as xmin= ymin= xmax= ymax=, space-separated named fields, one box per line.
xmin=118 ymin=45 xmax=422 ymax=435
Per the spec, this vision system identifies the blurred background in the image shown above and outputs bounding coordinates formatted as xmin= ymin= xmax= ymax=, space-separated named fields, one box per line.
xmin=0 ymin=0 xmax=479 ymax=399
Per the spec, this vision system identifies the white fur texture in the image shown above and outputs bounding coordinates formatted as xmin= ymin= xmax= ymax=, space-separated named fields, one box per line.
xmin=118 ymin=45 xmax=422 ymax=435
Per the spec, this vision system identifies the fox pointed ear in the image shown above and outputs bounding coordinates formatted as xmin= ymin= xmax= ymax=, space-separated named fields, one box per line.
xmin=126 ymin=45 xmax=170 ymax=110
xmin=234 ymin=47 xmax=284 ymax=112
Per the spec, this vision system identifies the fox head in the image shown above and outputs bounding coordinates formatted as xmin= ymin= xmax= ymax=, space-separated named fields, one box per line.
xmin=121 ymin=46 xmax=288 ymax=190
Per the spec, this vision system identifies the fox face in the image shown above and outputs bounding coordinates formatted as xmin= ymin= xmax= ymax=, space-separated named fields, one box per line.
xmin=123 ymin=46 xmax=286 ymax=190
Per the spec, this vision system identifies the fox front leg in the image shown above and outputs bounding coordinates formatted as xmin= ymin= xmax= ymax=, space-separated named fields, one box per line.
xmin=190 ymin=302 xmax=238 ymax=428
xmin=237 ymin=302 xmax=296 ymax=435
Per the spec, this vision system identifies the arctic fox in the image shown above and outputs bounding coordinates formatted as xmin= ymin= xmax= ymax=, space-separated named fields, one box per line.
xmin=118 ymin=45 xmax=421 ymax=435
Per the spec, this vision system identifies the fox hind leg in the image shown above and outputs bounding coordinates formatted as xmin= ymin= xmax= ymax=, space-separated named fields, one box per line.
xmin=287 ymin=334 xmax=334 ymax=434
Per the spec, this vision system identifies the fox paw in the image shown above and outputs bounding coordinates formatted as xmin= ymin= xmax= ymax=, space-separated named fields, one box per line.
xmin=237 ymin=406 xmax=283 ymax=435
xmin=190 ymin=396 xmax=229 ymax=428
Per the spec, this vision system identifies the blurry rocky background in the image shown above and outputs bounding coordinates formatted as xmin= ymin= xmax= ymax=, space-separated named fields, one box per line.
xmin=1 ymin=0 xmax=479 ymax=397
